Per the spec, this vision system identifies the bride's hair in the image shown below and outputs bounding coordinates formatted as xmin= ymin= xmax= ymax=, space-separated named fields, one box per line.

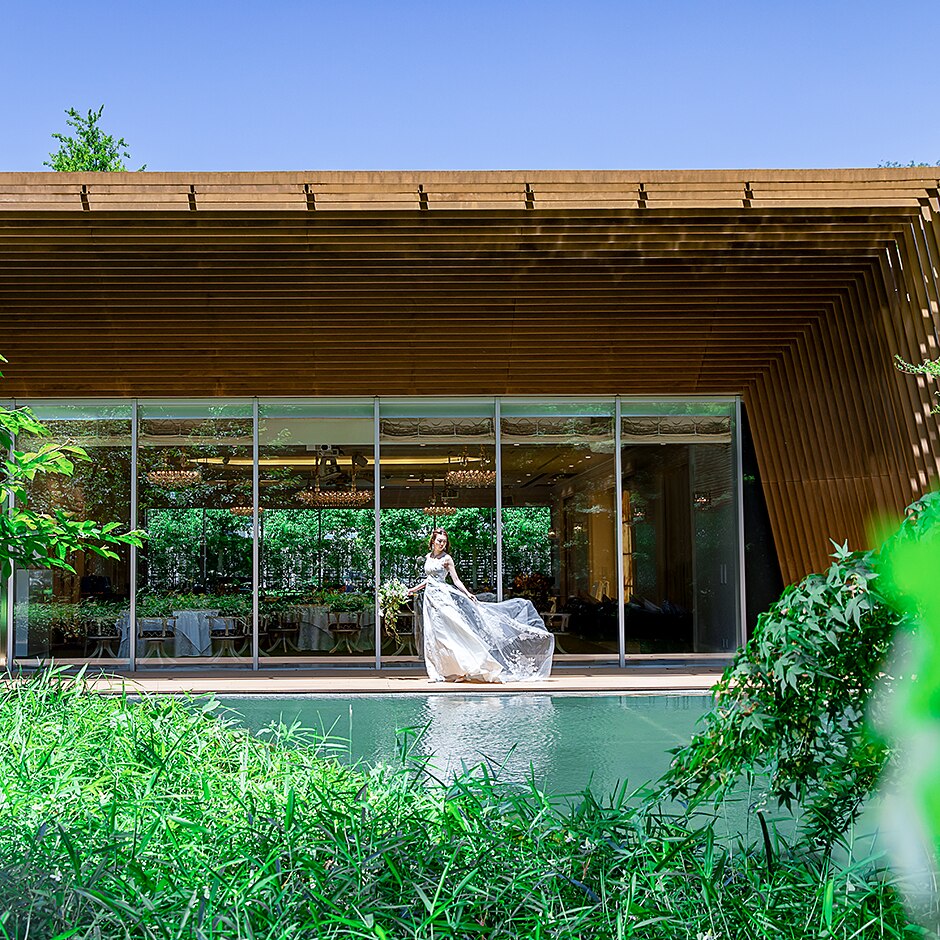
xmin=428 ymin=528 xmax=450 ymax=554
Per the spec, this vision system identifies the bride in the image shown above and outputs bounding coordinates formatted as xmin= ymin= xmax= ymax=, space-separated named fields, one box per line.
xmin=408 ymin=529 xmax=554 ymax=683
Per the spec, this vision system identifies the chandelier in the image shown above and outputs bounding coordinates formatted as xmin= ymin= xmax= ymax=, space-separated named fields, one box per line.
xmin=146 ymin=468 xmax=201 ymax=487
xmin=422 ymin=480 xmax=457 ymax=517
xmin=445 ymin=449 xmax=496 ymax=488
xmin=297 ymin=486 xmax=372 ymax=509
xmin=229 ymin=505 xmax=263 ymax=517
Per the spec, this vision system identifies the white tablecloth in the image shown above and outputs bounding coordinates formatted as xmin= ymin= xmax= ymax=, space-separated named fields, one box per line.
xmin=116 ymin=609 xmax=218 ymax=658
xmin=289 ymin=605 xmax=376 ymax=652
xmin=173 ymin=609 xmax=218 ymax=656
xmin=292 ymin=605 xmax=332 ymax=651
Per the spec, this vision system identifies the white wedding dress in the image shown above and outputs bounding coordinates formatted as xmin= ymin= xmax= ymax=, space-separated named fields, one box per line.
xmin=421 ymin=553 xmax=554 ymax=683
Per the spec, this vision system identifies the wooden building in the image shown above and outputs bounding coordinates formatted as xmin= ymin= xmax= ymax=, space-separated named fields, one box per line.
xmin=1 ymin=169 xmax=938 ymax=670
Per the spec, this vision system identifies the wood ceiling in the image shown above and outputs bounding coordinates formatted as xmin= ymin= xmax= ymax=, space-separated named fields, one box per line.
xmin=1 ymin=169 xmax=939 ymax=583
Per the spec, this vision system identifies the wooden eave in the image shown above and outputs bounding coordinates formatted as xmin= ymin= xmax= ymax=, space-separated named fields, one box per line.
xmin=1 ymin=168 xmax=939 ymax=581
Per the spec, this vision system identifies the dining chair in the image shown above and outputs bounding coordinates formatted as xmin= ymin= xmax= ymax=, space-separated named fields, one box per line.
xmin=262 ymin=610 xmax=301 ymax=655
xmin=207 ymin=615 xmax=250 ymax=658
xmin=136 ymin=617 xmax=177 ymax=659
xmin=327 ymin=610 xmax=362 ymax=654
xmin=83 ymin=619 xmax=121 ymax=659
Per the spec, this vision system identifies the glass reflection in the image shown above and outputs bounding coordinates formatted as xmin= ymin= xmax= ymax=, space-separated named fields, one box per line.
xmin=501 ymin=401 xmax=619 ymax=659
xmin=6 ymin=395 xmax=742 ymax=670
xmin=12 ymin=402 xmax=132 ymax=665
xmin=136 ymin=402 xmax=254 ymax=666
xmin=258 ymin=400 xmax=375 ymax=660
xmin=416 ymin=694 xmax=557 ymax=784
xmin=621 ymin=403 xmax=739 ymax=653
xmin=379 ymin=400 xmax=497 ymax=660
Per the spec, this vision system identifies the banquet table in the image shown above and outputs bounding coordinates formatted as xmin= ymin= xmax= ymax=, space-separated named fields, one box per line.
xmin=116 ymin=609 xmax=218 ymax=658
xmin=292 ymin=605 xmax=332 ymax=651
xmin=173 ymin=609 xmax=218 ymax=657
xmin=289 ymin=606 xmax=376 ymax=653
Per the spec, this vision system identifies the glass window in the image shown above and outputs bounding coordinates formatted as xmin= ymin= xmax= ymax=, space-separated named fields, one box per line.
xmin=136 ymin=401 xmax=254 ymax=667
xmin=380 ymin=399 xmax=497 ymax=660
xmin=258 ymin=400 xmax=376 ymax=661
xmin=620 ymin=400 xmax=739 ymax=653
xmin=501 ymin=399 xmax=619 ymax=660
xmin=12 ymin=401 xmax=132 ymax=666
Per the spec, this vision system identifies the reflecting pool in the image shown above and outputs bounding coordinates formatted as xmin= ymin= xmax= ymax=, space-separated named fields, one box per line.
xmin=218 ymin=692 xmax=712 ymax=797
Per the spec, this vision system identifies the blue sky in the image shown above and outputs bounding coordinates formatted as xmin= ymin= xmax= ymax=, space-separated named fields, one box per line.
xmin=3 ymin=0 xmax=938 ymax=171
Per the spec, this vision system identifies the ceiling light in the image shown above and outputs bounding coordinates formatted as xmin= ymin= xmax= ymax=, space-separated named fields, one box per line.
xmin=297 ymin=487 xmax=372 ymax=508
xmin=146 ymin=468 xmax=202 ymax=487
xmin=445 ymin=448 xmax=496 ymax=488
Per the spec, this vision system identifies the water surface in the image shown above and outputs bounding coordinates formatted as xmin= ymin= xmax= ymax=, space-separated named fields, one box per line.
xmin=218 ymin=692 xmax=711 ymax=797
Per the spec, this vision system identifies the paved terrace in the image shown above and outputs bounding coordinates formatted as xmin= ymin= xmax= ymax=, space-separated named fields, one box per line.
xmin=72 ymin=664 xmax=726 ymax=695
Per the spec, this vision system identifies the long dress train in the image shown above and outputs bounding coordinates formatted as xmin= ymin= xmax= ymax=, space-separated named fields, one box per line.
xmin=421 ymin=553 xmax=554 ymax=682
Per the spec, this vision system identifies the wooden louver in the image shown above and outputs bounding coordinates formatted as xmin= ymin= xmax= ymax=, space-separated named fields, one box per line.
xmin=1 ymin=168 xmax=939 ymax=584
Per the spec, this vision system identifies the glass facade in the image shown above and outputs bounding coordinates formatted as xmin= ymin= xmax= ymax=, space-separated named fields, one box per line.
xmin=379 ymin=399 xmax=498 ymax=661
xmin=136 ymin=401 xmax=254 ymax=667
xmin=620 ymin=402 xmax=739 ymax=653
xmin=11 ymin=402 xmax=133 ymax=666
xmin=258 ymin=400 xmax=376 ymax=661
xmin=501 ymin=400 xmax=619 ymax=659
xmin=3 ymin=397 xmax=742 ymax=668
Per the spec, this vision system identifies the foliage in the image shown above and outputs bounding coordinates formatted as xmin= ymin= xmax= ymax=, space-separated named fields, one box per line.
xmin=144 ymin=505 xmax=553 ymax=596
xmin=0 ymin=670 xmax=912 ymax=939
xmin=44 ymin=106 xmax=145 ymax=172
xmin=138 ymin=592 xmax=253 ymax=618
xmin=315 ymin=589 xmax=373 ymax=612
xmin=894 ymin=354 xmax=940 ymax=413
xmin=18 ymin=599 xmax=127 ymax=643
xmin=0 ymin=374 xmax=144 ymax=580
xmin=377 ymin=578 xmax=410 ymax=639
xmin=144 ymin=509 xmax=253 ymax=593
xmin=877 ymin=160 xmax=940 ymax=167
xmin=20 ymin=589 xmax=379 ymax=645
xmin=661 ymin=492 xmax=940 ymax=853
xmin=878 ymin=496 xmax=940 ymax=925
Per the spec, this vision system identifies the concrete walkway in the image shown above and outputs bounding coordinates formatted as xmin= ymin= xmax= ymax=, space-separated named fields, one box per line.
xmin=80 ymin=664 xmax=726 ymax=695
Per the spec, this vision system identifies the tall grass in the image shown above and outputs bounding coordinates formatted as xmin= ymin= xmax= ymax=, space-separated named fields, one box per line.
xmin=0 ymin=671 xmax=913 ymax=939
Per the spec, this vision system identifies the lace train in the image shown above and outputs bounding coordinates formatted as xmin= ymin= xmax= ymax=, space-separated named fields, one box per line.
xmin=422 ymin=575 xmax=554 ymax=683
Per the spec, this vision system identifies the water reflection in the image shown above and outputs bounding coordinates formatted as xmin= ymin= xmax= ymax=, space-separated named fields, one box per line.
xmin=416 ymin=694 xmax=557 ymax=784
xmin=220 ymin=692 xmax=711 ymax=797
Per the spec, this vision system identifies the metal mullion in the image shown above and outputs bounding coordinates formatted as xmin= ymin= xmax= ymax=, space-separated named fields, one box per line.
xmin=495 ymin=398 xmax=503 ymax=602
xmin=373 ymin=398 xmax=381 ymax=670
xmin=129 ymin=399 xmax=139 ymax=670
xmin=4 ymin=411 xmax=13 ymax=669
xmin=615 ymin=397 xmax=625 ymax=668
xmin=252 ymin=399 xmax=260 ymax=671
xmin=735 ymin=398 xmax=746 ymax=648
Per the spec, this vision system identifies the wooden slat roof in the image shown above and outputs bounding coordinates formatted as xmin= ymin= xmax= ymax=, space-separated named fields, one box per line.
xmin=1 ymin=169 xmax=939 ymax=582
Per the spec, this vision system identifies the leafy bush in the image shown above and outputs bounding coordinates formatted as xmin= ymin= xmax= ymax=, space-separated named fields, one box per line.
xmin=661 ymin=492 xmax=940 ymax=851
xmin=0 ymin=382 xmax=143 ymax=579
xmin=137 ymin=591 xmax=253 ymax=618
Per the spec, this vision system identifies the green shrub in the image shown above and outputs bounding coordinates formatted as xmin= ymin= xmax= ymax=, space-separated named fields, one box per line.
xmin=661 ymin=491 xmax=940 ymax=852
xmin=0 ymin=671 xmax=911 ymax=939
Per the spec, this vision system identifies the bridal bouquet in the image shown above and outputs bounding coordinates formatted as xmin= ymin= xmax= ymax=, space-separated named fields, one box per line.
xmin=377 ymin=578 xmax=410 ymax=639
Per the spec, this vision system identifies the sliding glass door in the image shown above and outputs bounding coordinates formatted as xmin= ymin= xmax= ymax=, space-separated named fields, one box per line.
xmin=11 ymin=401 xmax=132 ymax=667
xmin=620 ymin=402 xmax=740 ymax=653
xmin=501 ymin=400 xmax=619 ymax=660
xmin=258 ymin=399 xmax=376 ymax=662
xmin=136 ymin=401 xmax=254 ymax=668
xmin=379 ymin=399 xmax=498 ymax=662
